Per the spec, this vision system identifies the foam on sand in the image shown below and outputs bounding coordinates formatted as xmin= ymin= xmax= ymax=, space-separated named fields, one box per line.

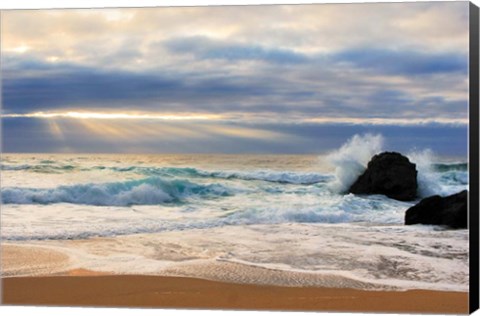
xmin=1 ymin=244 xmax=71 ymax=276
xmin=6 ymin=223 xmax=466 ymax=292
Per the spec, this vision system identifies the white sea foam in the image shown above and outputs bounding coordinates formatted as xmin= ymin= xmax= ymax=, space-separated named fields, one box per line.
xmin=326 ymin=134 xmax=384 ymax=193
xmin=1 ymin=190 xmax=412 ymax=241
xmin=12 ymin=223 xmax=468 ymax=291
xmin=408 ymin=149 xmax=468 ymax=197
xmin=197 ymin=169 xmax=331 ymax=184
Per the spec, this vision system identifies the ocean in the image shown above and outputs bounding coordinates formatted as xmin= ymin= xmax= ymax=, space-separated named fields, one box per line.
xmin=0 ymin=136 xmax=469 ymax=292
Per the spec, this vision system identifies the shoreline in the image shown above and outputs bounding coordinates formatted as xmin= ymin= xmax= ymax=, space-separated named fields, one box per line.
xmin=2 ymin=242 xmax=468 ymax=292
xmin=1 ymin=232 xmax=470 ymax=313
xmin=2 ymin=272 xmax=468 ymax=313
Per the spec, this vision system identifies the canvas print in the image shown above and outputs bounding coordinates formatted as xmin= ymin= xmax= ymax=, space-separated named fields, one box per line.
xmin=1 ymin=1 xmax=478 ymax=314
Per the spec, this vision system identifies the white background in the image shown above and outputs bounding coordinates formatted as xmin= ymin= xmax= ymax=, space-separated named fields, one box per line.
xmin=1 ymin=1 xmax=479 ymax=316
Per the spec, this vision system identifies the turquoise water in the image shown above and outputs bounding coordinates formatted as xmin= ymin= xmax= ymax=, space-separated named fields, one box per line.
xmin=1 ymin=152 xmax=467 ymax=239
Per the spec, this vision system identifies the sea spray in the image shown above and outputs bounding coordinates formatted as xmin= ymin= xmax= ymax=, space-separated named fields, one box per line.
xmin=326 ymin=134 xmax=384 ymax=193
xmin=407 ymin=149 xmax=468 ymax=197
xmin=406 ymin=149 xmax=438 ymax=197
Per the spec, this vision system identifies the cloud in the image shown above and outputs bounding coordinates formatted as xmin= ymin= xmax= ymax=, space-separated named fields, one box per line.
xmin=2 ymin=53 xmax=468 ymax=123
xmin=333 ymin=48 xmax=467 ymax=75
xmin=2 ymin=2 xmax=468 ymax=70
xmin=2 ymin=63 xmax=178 ymax=112
xmin=2 ymin=59 xmax=273 ymax=113
xmin=1 ymin=2 xmax=470 ymax=154
xmin=164 ymin=36 xmax=308 ymax=64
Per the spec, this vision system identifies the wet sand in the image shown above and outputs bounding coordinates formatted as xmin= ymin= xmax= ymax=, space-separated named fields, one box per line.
xmin=2 ymin=273 xmax=468 ymax=313
xmin=1 ymin=244 xmax=469 ymax=313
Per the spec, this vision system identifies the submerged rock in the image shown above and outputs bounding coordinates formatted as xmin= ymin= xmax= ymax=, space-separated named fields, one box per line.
xmin=348 ymin=152 xmax=417 ymax=201
xmin=405 ymin=190 xmax=468 ymax=229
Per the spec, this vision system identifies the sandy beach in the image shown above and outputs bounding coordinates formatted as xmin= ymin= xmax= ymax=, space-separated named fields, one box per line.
xmin=2 ymin=273 xmax=468 ymax=313
xmin=0 ymin=244 xmax=468 ymax=313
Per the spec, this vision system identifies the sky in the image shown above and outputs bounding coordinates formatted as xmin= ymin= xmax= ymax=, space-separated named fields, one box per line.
xmin=1 ymin=2 xmax=470 ymax=155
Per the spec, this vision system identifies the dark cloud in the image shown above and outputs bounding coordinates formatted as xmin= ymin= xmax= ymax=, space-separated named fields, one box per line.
xmin=2 ymin=58 xmax=272 ymax=113
xmin=163 ymin=36 xmax=468 ymax=77
xmin=2 ymin=61 xmax=177 ymax=112
xmin=332 ymin=48 xmax=468 ymax=75
xmin=2 ymin=54 xmax=467 ymax=121
xmin=164 ymin=36 xmax=309 ymax=64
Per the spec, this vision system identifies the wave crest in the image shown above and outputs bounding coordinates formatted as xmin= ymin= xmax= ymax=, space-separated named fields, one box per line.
xmin=1 ymin=163 xmax=75 ymax=173
xmin=326 ymin=134 xmax=384 ymax=193
xmin=1 ymin=177 xmax=232 ymax=206
xmin=433 ymin=163 xmax=468 ymax=172
xmin=2 ymin=163 xmax=331 ymax=185
xmin=111 ymin=166 xmax=330 ymax=185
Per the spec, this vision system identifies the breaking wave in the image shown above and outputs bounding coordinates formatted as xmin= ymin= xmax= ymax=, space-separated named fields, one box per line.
xmin=407 ymin=150 xmax=468 ymax=197
xmin=146 ymin=168 xmax=331 ymax=185
xmin=2 ymin=163 xmax=330 ymax=185
xmin=1 ymin=177 xmax=232 ymax=206
xmin=326 ymin=134 xmax=384 ymax=193
xmin=432 ymin=162 xmax=468 ymax=172
xmin=1 ymin=163 xmax=76 ymax=173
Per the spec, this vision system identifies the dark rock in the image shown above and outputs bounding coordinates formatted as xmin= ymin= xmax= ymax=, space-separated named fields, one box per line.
xmin=405 ymin=190 xmax=468 ymax=229
xmin=349 ymin=152 xmax=417 ymax=201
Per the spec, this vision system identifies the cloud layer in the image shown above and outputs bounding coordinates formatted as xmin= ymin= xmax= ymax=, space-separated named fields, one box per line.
xmin=1 ymin=2 xmax=470 ymax=154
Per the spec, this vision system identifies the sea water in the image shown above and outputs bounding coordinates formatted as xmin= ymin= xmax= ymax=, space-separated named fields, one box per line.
xmin=0 ymin=136 xmax=469 ymax=291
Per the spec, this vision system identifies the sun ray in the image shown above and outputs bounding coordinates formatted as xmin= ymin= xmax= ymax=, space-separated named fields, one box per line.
xmin=2 ymin=111 xmax=468 ymax=126
xmin=2 ymin=111 xmax=224 ymax=121
xmin=46 ymin=119 xmax=65 ymax=140
xmin=69 ymin=117 xmax=212 ymax=144
xmin=196 ymin=124 xmax=287 ymax=141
